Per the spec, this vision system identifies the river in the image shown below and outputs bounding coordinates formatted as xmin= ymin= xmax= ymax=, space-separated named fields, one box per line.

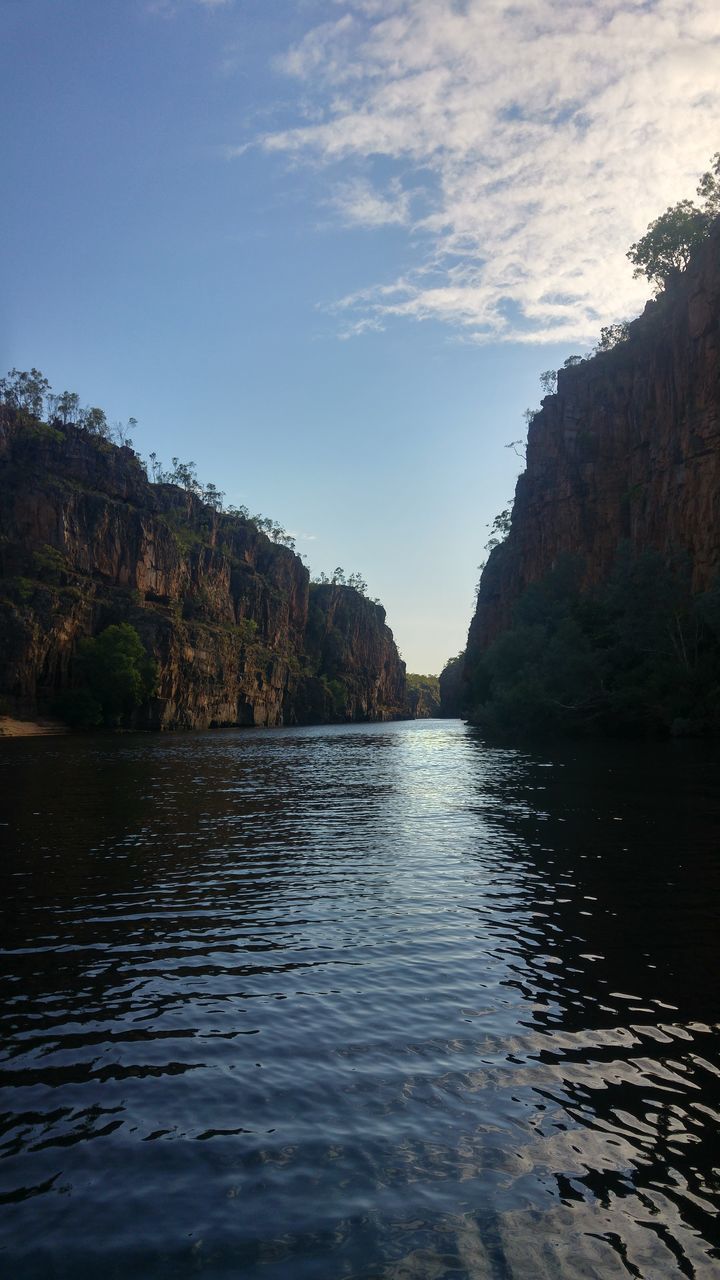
xmin=1 ymin=719 xmax=719 ymax=1278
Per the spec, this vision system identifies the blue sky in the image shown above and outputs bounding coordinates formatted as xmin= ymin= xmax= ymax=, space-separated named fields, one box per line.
xmin=3 ymin=0 xmax=718 ymax=672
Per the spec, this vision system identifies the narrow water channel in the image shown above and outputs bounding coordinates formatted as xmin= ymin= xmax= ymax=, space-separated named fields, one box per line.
xmin=1 ymin=720 xmax=719 ymax=1278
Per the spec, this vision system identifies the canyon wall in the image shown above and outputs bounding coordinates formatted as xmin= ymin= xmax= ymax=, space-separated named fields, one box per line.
xmin=466 ymin=223 xmax=720 ymax=672
xmin=0 ymin=412 xmax=406 ymax=729
xmin=295 ymin=583 xmax=406 ymax=724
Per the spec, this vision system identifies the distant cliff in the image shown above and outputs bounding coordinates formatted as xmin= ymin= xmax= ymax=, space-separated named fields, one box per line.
xmin=403 ymin=673 xmax=441 ymax=719
xmin=464 ymin=222 xmax=720 ymax=734
xmin=0 ymin=411 xmax=406 ymax=729
xmin=294 ymin=583 xmax=406 ymax=724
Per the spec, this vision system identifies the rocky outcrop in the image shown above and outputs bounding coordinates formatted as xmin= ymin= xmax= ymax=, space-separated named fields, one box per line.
xmin=293 ymin=583 xmax=406 ymax=723
xmin=467 ymin=223 xmax=720 ymax=668
xmin=0 ymin=413 xmax=406 ymax=728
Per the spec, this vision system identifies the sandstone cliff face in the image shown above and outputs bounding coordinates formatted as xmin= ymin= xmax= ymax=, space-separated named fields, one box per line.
xmin=467 ymin=224 xmax=720 ymax=665
xmin=0 ymin=415 xmax=406 ymax=728
xmin=294 ymin=583 xmax=406 ymax=723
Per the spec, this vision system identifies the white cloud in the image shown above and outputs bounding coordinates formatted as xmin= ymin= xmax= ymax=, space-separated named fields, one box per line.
xmin=248 ymin=0 xmax=720 ymax=344
xmin=331 ymin=177 xmax=412 ymax=227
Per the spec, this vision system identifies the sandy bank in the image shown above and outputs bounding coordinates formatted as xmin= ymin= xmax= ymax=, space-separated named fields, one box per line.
xmin=0 ymin=716 xmax=67 ymax=737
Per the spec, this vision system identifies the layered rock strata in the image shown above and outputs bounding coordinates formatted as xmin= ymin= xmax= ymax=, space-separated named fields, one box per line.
xmin=0 ymin=414 xmax=406 ymax=729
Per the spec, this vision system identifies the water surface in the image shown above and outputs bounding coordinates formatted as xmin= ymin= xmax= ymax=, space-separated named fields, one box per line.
xmin=1 ymin=720 xmax=719 ymax=1278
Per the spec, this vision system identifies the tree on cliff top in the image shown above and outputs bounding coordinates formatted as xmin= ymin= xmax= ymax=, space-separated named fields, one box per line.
xmin=626 ymin=199 xmax=709 ymax=290
xmin=627 ymin=152 xmax=720 ymax=291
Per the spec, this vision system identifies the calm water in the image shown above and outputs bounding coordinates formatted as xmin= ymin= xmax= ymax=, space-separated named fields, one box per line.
xmin=1 ymin=720 xmax=719 ymax=1279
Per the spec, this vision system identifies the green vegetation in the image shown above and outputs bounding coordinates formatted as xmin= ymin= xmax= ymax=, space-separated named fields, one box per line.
xmin=31 ymin=545 xmax=69 ymax=585
xmin=311 ymin=568 xmax=378 ymax=602
xmin=467 ymin=550 xmax=720 ymax=738
xmin=1 ymin=369 xmax=297 ymax=549
xmin=627 ymin=201 xmax=709 ymax=290
xmin=406 ymin=673 xmax=439 ymax=697
xmin=627 ymin=153 xmax=720 ymax=290
xmin=0 ymin=368 xmax=132 ymax=444
xmin=405 ymin=672 xmax=440 ymax=717
xmin=323 ymin=676 xmax=349 ymax=718
xmin=54 ymin=623 xmax=157 ymax=728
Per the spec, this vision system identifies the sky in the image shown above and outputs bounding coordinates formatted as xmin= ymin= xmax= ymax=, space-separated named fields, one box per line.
xmin=2 ymin=0 xmax=719 ymax=672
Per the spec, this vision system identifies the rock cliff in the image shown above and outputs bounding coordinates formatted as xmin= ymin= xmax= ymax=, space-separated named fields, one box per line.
xmin=0 ymin=412 xmax=406 ymax=729
xmin=466 ymin=223 xmax=720 ymax=671
xmin=295 ymin=584 xmax=406 ymax=723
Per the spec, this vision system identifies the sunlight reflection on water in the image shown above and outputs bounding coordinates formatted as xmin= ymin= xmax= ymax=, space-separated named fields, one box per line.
xmin=1 ymin=720 xmax=719 ymax=1278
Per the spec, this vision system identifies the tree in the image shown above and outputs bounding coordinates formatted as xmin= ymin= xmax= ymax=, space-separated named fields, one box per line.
xmin=56 ymin=623 xmax=157 ymax=727
xmin=79 ymin=406 xmax=109 ymax=437
xmin=485 ymin=506 xmax=512 ymax=553
xmin=110 ymin=418 xmax=137 ymax=448
xmin=696 ymin=152 xmax=720 ymax=219
xmin=202 ymin=483 xmax=225 ymax=511
xmin=55 ymin=391 xmax=80 ymax=424
xmin=595 ymin=322 xmax=629 ymax=353
xmin=0 ymin=368 xmax=51 ymax=417
xmin=626 ymin=199 xmax=709 ymax=290
xmin=539 ymin=369 xmax=557 ymax=396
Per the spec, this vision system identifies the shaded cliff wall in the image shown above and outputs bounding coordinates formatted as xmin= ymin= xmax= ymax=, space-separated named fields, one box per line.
xmin=438 ymin=655 xmax=465 ymax=717
xmin=0 ymin=413 xmax=406 ymax=728
xmin=467 ymin=224 xmax=720 ymax=665
xmin=294 ymin=583 xmax=406 ymax=723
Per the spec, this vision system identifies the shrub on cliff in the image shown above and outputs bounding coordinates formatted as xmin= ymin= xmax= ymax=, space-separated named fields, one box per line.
xmin=55 ymin=623 xmax=157 ymax=728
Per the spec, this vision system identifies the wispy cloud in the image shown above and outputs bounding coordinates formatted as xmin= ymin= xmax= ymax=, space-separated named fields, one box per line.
xmin=247 ymin=0 xmax=720 ymax=344
xmin=149 ymin=0 xmax=231 ymax=15
xmin=331 ymin=177 xmax=412 ymax=227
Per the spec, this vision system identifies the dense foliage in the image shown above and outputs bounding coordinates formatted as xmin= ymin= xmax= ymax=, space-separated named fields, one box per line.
xmin=467 ymin=550 xmax=720 ymax=738
xmin=54 ymin=624 xmax=157 ymax=728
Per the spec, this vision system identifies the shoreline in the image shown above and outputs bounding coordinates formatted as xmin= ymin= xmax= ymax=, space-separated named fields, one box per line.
xmin=0 ymin=715 xmax=67 ymax=738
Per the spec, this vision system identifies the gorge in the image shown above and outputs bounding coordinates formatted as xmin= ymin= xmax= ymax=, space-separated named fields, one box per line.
xmin=457 ymin=220 xmax=720 ymax=736
xmin=0 ymin=409 xmax=406 ymax=730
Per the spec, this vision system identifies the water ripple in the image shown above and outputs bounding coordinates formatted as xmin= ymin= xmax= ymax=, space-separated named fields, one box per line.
xmin=1 ymin=721 xmax=719 ymax=1278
